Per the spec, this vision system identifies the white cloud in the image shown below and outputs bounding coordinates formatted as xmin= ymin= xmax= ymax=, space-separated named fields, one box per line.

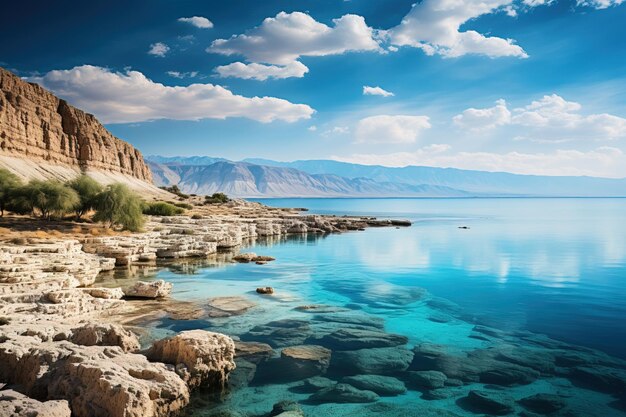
xmin=322 ymin=126 xmax=350 ymax=137
xmin=215 ymin=61 xmax=309 ymax=80
xmin=166 ymin=71 xmax=199 ymax=79
xmin=148 ymin=42 xmax=170 ymax=57
xmin=207 ymin=11 xmax=381 ymax=65
xmin=363 ymin=86 xmax=395 ymax=97
xmin=576 ymin=0 xmax=624 ymax=8
xmin=178 ymin=16 xmax=214 ymax=29
xmin=30 ymin=65 xmax=314 ymax=124
xmin=454 ymin=95 xmax=626 ymax=140
xmin=355 ymin=115 xmax=431 ymax=144
xmin=308 ymin=125 xmax=318 ymax=132
xmin=333 ymin=146 xmax=626 ymax=178
xmin=388 ymin=0 xmax=529 ymax=58
xmin=453 ymin=99 xmax=511 ymax=130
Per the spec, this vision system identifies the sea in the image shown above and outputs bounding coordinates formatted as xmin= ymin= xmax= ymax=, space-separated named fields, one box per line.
xmin=108 ymin=198 xmax=626 ymax=417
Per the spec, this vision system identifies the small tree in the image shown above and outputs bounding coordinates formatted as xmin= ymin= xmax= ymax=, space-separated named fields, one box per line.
xmin=0 ymin=168 xmax=21 ymax=217
xmin=69 ymin=175 xmax=103 ymax=219
xmin=93 ymin=183 xmax=144 ymax=232
xmin=205 ymin=192 xmax=229 ymax=204
xmin=22 ymin=180 xmax=80 ymax=220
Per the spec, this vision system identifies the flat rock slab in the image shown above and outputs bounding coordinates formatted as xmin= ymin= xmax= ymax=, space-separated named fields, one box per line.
xmin=342 ymin=375 xmax=406 ymax=396
xmin=331 ymin=347 xmax=414 ymax=375
xmin=319 ymin=328 xmax=408 ymax=350
xmin=207 ymin=296 xmax=256 ymax=317
xmin=309 ymin=383 xmax=379 ymax=404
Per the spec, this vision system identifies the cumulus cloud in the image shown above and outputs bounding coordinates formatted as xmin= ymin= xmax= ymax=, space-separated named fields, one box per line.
xmin=333 ymin=146 xmax=626 ymax=177
xmin=215 ymin=61 xmax=309 ymax=80
xmin=576 ymin=0 xmax=624 ymax=8
xmin=388 ymin=0 xmax=529 ymax=58
xmin=322 ymin=126 xmax=350 ymax=137
xmin=355 ymin=115 xmax=431 ymax=144
xmin=453 ymin=99 xmax=511 ymax=130
xmin=178 ymin=16 xmax=214 ymax=29
xmin=29 ymin=65 xmax=314 ymax=124
xmin=148 ymin=42 xmax=170 ymax=57
xmin=363 ymin=86 xmax=395 ymax=97
xmin=454 ymin=95 xmax=626 ymax=140
xmin=207 ymin=11 xmax=381 ymax=65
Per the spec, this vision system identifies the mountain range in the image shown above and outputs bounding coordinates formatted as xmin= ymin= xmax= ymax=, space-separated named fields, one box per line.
xmin=147 ymin=156 xmax=626 ymax=198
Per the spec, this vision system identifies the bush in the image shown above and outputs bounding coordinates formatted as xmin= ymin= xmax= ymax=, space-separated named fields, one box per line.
xmin=142 ymin=201 xmax=184 ymax=216
xmin=173 ymin=202 xmax=193 ymax=210
xmin=204 ymin=192 xmax=229 ymax=204
xmin=159 ymin=185 xmax=189 ymax=199
xmin=69 ymin=175 xmax=103 ymax=219
xmin=0 ymin=169 xmax=22 ymax=217
xmin=93 ymin=184 xmax=144 ymax=232
xmin=17 ymin=180 xmax=80 ymax=220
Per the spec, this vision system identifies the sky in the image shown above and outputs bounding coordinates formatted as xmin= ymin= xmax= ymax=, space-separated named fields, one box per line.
xmin=2 ymin=0 xmax=626 ymax=177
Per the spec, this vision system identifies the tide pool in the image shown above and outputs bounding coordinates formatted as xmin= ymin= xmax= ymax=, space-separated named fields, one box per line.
xmin=109 ymin=198 xmax=626 ymax=417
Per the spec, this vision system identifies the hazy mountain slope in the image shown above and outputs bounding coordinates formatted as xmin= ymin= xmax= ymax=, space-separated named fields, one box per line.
xmin=244 ymin=158 xmax=626 ymax=196
xmin=147 ymin=160 xmax=470 ymax=197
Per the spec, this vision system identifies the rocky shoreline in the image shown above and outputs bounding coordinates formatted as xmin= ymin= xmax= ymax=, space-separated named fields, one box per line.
xmin=0 ymin=200 xmax=411 ymax=416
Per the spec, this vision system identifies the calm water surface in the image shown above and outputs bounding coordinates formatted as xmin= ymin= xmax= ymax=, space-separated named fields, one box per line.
xmin=122 ymin=198 xmax=626 ymax=417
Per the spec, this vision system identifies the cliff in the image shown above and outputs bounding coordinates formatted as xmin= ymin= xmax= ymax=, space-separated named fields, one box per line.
xmin=0 ymin=67 xmax=152 ymax=182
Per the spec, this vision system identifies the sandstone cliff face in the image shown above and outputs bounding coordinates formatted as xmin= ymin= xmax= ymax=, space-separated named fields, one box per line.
xmin=0 ymin=67 xmax=152 ymax=182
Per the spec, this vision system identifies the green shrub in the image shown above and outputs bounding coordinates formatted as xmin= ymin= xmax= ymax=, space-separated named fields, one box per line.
xmin=142 ymin=201 xmax=184 ymax=216
xmin=19 ymin=180 xmax=80 ymax=220
xmin=174 ymin=202 xmax=193 ymax=210
xmin=93 ymin=184 xmax=144 ymax=231
xmin=204 ymin=192 xmax=229 ymax=204
xmin=68 ymin=175 xmax=103 ymax=219
xmin=0 ymin=169 xmax=21 ymax=217
xmin=159 ymin=185 xmax=189 ymax=199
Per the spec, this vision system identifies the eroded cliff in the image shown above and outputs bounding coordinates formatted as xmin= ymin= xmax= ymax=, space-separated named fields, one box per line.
xmin=0 ymin=67 xmax=152 ymax=182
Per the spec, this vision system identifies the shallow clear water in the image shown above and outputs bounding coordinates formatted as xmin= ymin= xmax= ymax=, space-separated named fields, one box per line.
xmin=120 ymin=198 xmax=626 ymax=417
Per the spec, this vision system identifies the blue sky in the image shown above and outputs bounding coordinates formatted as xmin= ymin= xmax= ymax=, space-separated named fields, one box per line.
xmin=2 ymin=0 xmax=626 ymax=177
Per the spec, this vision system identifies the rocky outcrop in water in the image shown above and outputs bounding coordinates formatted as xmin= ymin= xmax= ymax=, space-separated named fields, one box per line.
xmin=0 ymin=67 xmax=152 ymax=181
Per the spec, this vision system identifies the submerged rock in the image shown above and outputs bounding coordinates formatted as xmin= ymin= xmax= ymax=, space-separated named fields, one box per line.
xmin=408 ymin=370 xmax=448 ymax=390
xmin=256 ymin=287 xmax=275 ymax=295
xmin=331 ymin=347 xmax=414 ymax=375
xmin=319 ymin=328 xmax=408 ymax=351
xmin=146 ymin=330 xmax=236 ymax=390
xmin=462 ymin=390 xmax=515 ymax=416
xmin=302 ymin=376 xmax=335 ymax=392
xmin=309 ymin=383 xmax=379 ymax=404
xmin=280 ymin=345 xmax=332 ymax=377
xmin=124 ymin=280 xmax=172 ymax=298
xmin=235 ymin=341 xmax=274 ymax=364
xmin=207 ymin=296 xmax=256 ymax=318
xmin=519 ymin=393 xmax=567 ymax=414
xmin=342 ymin=375 xmax=407 ymax=396
xmin=243 ymin=319 xmax=311 ymax=347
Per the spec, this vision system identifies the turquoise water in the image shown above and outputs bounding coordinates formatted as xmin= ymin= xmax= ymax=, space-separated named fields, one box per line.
xmin=133 ymin=199 xmax=626 ymax=416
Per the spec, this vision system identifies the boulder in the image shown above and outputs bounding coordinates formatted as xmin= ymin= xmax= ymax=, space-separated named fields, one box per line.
xmin=69 ymin=323 xmax=140 ymax=352
xmin=462 ymin=390 xmax=515 ymax=416
xmin=408 ymin=370 xmax=448 ymax=390
xmin=235 ymin=341 xmax=274 ymax=364
xmin=342 ymin=375 xmax=407 ymax=396
xmin=319 ymin=328 xmax=408 ymax=350
xmin=0 ymin=337 xmax=190 ymax=417
xmin=309 ymin=383 xmax=379 ymax=404
xmin=124 ymin=280 xmax=172 ymax=298
xmin=331 ymin=347 xmax=414 ymax=375
xmin=519 ymin=393 xmax=567 ymax=414
xmin=280 ymin=345 xmax=332 ymax=378
xmin=256 ymin=287 xmax=275 ymax=295
xmin=0 ymin=390 xmax=71 ymax=417
xmin=146 ymin=330 xmax=236 ymax=390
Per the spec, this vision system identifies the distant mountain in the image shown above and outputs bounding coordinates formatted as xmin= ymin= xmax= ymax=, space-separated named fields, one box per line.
xmin=148 ymin=156 xmax=626 ymax=197
xmin=147 ymin=160 xmax=471 ymax=197
xmin=243 ymin=158 xmax=626 ymax=197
